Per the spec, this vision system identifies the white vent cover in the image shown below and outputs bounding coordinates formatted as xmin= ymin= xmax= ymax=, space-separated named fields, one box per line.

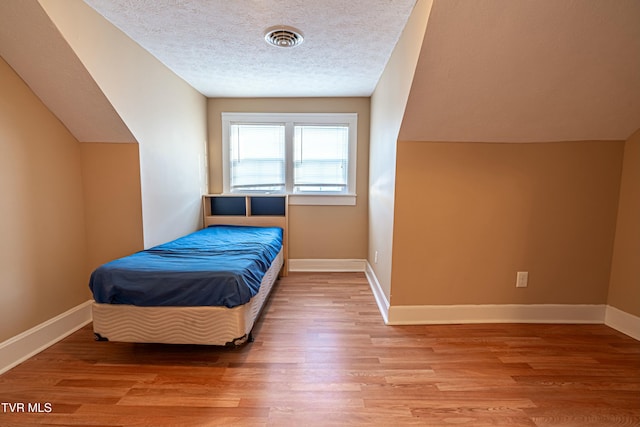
xmin=264 ymin=26 xmax=304 ymax=48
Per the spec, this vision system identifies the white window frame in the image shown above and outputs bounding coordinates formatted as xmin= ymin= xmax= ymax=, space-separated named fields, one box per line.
xmin=222 ymin=112 xmax=357 ymax=206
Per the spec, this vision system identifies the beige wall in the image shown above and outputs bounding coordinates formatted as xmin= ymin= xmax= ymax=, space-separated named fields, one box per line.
xmin=208 ymin=97 xmax=369 ymax=259
xmin=80 ymin=143 xmax=144 ymax=275
xmin=40 ymin=0 xmax=208 ymax=248
xmin=0 ymin=56 xmax=89 ymax=341
xmin=391 ymin=140 xmax=623 ymax=306
xmin=369 ymin=0 xmax=433 ymax=299
xmin=608 ymin=129 xmax=640 ymax=317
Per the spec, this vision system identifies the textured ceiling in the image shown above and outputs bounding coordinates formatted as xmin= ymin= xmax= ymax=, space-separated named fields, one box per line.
xmin=82 ymin=0 xmax=417 ymax=97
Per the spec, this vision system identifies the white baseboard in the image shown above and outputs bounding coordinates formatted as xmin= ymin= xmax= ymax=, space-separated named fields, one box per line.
xmin=365 ymin=262 xmax=390 ymax=324
xmin=289 ymin=259 xmax=367 ymax=272
xmin=605 ymin=305 xmax=640 ymax=341
xmin=363 ymin=262 xmax=609 ymax=326
xmin=0 ymin=300 xmax=93 ymax=375
xmin=386 ymin=303 xmax=607 ymax=325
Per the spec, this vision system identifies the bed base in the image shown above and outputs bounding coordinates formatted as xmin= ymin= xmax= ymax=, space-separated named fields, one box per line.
xmin=91 ymin=251 xmax=283 ymax=346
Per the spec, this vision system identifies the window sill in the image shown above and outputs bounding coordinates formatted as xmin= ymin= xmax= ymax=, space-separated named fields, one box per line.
xmin=221 ymin=193 xmax=357 ymax=206
xmin=289 ymin=194 xmax=356 ymax=206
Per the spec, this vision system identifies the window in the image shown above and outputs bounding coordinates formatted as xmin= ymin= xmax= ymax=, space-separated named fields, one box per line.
xmin=229 ymin=124 xmax=285 ymax=192
xmin=222 ymin=113 xmax=357 ymax=205
xmin=294 ymin=125 xmax=349 ymax=193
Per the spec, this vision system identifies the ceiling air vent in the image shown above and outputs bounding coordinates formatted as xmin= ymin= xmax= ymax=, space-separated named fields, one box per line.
xmin=264 ymin=26 xmax=304 ymax=48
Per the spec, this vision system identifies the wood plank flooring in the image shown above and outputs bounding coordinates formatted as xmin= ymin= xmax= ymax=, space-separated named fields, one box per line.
xmin=1 ymin=272 xmax=639 ymax=426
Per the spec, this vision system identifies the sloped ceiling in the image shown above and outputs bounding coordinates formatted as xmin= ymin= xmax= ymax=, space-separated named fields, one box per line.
xmin=400 ymin=0 xmax=640 ymax=142
xmin=0 ymin=0 xmax=135 ymax=143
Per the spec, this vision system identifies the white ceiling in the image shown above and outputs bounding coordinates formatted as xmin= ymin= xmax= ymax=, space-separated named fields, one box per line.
xmin=82 ymin=0 xmax=418 ymax=98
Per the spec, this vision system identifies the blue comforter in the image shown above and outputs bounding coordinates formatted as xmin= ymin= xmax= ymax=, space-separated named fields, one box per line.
xmin=89 ymin=225 xmax=283 ymax=308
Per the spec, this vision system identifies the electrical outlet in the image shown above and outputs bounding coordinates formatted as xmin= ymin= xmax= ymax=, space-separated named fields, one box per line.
xmin=516 ymin=271 xmax=528 ymax=288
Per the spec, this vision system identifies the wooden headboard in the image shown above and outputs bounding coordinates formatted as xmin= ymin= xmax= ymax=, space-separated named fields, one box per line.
xmin=202 ymin=194 xmax=289 ymax=275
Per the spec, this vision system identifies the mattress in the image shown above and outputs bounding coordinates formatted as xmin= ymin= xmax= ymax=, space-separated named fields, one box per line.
xmin=89 ymin=225 xmax=283 ymax=308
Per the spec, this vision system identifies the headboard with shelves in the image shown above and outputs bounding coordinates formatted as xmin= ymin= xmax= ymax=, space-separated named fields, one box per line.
xmin=202 ymin=194 xmax=288 ymax=275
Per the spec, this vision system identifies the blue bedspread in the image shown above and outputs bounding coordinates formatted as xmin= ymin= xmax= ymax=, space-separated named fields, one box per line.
xmin=89 ymin=225 xmax=283 ymax=308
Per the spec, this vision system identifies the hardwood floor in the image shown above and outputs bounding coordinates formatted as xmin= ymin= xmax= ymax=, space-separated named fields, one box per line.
xmin=1 ymin=272 xmax=639 ymax=426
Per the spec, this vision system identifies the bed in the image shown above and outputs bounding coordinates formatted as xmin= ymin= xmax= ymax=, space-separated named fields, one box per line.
xmin=90 ymin=194 xmax=288 ymax=346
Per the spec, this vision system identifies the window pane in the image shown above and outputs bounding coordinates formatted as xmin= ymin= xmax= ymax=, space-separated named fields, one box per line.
xmin=294 ymin=125 xmax=349 ymax=193
xmin=230 ymin=124 xmax=285 ymax=192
